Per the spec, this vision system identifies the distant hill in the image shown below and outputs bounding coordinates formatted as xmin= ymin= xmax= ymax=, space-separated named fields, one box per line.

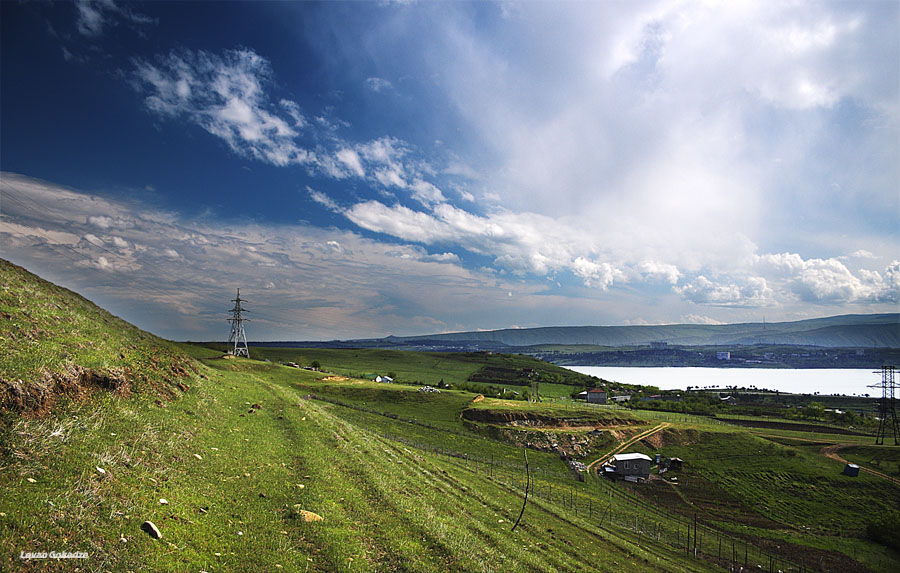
xmin=371 ymin=314 xmax=900 ymax=349
xmin=0 ymin=259 xmax=195 ymax=414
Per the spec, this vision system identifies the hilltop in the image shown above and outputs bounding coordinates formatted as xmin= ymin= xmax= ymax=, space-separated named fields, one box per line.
xmin=361 ymin=314 xmax=900 ymax=349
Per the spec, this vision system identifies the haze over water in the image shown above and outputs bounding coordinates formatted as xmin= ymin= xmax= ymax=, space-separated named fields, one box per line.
xmin=565 ymin=367 xmax=883 ymax=397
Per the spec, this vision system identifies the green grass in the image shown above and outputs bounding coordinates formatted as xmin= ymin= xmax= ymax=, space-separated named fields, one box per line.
xmin=839 ymin=445 xmax=900 ymax=477
xmin=0 ymin=348 xmax=713 ymax=571
xmin=216 ymin=345 xmax=596 ymax=397
xmin=3 ymin=260 xmax=898 ymax=572
xmin=0 ymin=259 xmax=192 ymax=414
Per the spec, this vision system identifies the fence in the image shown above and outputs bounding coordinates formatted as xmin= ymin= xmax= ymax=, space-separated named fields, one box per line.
xmin=310 ymin=393 xmax=873 ymax=572
xmin=376 ymin=429 xmax=815 ymax=573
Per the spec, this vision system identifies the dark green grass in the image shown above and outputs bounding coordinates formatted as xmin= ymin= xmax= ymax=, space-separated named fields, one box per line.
xmin=661 ymin=432 xmax=900 ymax=534
xmin=839 ymin=445 xmax=900 ymax=477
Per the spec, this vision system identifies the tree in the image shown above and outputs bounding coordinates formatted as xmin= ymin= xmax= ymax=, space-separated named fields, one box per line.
xmin=310 ymin=360 xmax=321 ymax=370
xmin=804 ymin=401 xmax=825 ymax=419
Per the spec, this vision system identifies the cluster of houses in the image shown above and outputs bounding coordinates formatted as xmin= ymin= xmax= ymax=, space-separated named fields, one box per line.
xmin=599 ymin=452 xmax=683 ymax=483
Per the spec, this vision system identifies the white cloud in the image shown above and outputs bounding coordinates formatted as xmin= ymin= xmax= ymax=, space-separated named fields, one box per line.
xmin=571 ymin=257 xmax=623 ymax=290
xmin=680 ymin=314 xmax=726 ymax=325
xmin=637 ymin=260 xmax=681 ymax=285
xmin=850 ymin=249 xmax=877 ymax=260
xmin=82 ymin=233 xmax=104 ymax=247
xmin=5 ymin=173 xmax=550 ymax=339
xmin=424 ymin=252 xmax=460 ymax=263
xmin=675 ymin=275 xmax=773 ymax=306
xmin=753 ymin=252 xmax=899 ymax=303
xmin=75 ymin=0 xmax=155 ymax=38
xmin=133 ymin=49 xmax=310 ymax=167
xmin=306 ymin=187 xmax=341 ymax=212
xmin=410 ymin=180 xmax=446 ymax=206
xmin=335 ymin=148 xmax=366 ymax=178
xmin=365 ymin=77 xmax=394 ymax=93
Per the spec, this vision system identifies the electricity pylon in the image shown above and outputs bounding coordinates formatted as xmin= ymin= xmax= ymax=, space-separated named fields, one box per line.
xmin=228 ymin=288 xmax=250 ymax=358
xmin=871 ymin=365 xmax=898 ymax=445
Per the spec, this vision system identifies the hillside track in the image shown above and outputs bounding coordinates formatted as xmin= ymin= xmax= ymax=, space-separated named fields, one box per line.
xmin=820 ymin=444 xmax=900 ymax=486
xmin=586 ymin=422 xmax=671 ymax=473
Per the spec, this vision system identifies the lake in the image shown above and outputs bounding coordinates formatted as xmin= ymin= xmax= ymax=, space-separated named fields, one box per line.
xmin=563 ymin=366 xmax=884 ymax=397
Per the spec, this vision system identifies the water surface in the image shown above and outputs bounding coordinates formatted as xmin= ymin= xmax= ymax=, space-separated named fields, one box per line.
xmin=564 ymin=366 xmax=882 ymax=396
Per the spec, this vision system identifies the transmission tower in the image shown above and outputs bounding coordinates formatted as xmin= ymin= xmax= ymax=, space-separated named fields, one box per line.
xmin=529 ymin=371 xmax=540 ymax=403
xmin=870 ymin=365 xmax=898 ymax=445
xmin=227 ymin=288 xmax=250 ymax=358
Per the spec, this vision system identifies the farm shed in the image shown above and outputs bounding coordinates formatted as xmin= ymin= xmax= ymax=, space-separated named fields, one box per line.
xmin=611 ymin=453 xmax=652 ymax=481
xmin=587 ymin=389 xmax=607 ymax=404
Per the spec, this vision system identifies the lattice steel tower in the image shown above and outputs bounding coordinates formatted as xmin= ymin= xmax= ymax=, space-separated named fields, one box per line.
xmin=871 ymin=365 xmax=898 ymax=445
xmin=227 ymin=288 xmax=250 ymax=358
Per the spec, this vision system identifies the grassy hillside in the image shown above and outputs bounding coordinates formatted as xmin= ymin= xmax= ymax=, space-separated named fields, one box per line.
xmin=2 ymin=261 xmax=897 ymax=571
xmin=0 ymin=344 xmax=716 ymax=572
xmin=0 ymin=261 xmax=710 ymax=571
xmin=0 ymin=259 xmax=195 ymax=415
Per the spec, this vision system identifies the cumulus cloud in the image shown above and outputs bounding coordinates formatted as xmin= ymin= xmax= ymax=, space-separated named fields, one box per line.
xmin=756 ymin=252 xmax=899 ymax=303
xmin=675 ymin=275 xmax=773 ymax=306
xmin=571 ymin=258 xmax=623 ymax=290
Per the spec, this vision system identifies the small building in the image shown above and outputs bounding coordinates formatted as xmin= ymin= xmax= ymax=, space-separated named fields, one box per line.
xmin=716 ymin=351 xmax=731 ymax=361
xmin=668 ymin=457 xmax=683 ymax=471
xmin=587 ymin=389 xmax=608 ymax=404
xmin=843 ymin=463 xmax=860 ymax=477
xmin=611 ymin=395 xmax=631 ymax=403
xmin=611 ymin=453 xmax=652 ymax=481
xmin=375 ymin=375 xmax=394 ymax=383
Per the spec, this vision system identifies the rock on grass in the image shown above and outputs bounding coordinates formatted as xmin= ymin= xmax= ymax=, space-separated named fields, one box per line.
xmin=141 ymin=521 xmax=162 ymax=539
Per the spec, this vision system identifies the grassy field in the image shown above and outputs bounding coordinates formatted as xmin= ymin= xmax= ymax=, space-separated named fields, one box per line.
xmin=209 ymin=344 xmax=594 ymax=398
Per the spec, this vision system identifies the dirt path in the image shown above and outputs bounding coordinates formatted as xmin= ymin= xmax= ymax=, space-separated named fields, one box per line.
xmin=586 ymin=422 xmax=670 ymax=473
xmin=820 ymin=444 xmax=900 ymax=486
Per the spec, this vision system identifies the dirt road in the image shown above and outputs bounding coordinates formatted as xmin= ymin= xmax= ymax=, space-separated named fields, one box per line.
xmin=820 ymin=443 xmax=900 ymax=486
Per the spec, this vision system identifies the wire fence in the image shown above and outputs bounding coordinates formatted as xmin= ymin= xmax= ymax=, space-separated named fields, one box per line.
xmin=310 ymin=393 xmax=890 ymax=572
xmin=375 ymin=429 xmax=821 ymax=573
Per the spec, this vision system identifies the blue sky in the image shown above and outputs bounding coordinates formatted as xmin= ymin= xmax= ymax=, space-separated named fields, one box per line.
xmin=1 ymin=1 xmax=898 ymax=341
